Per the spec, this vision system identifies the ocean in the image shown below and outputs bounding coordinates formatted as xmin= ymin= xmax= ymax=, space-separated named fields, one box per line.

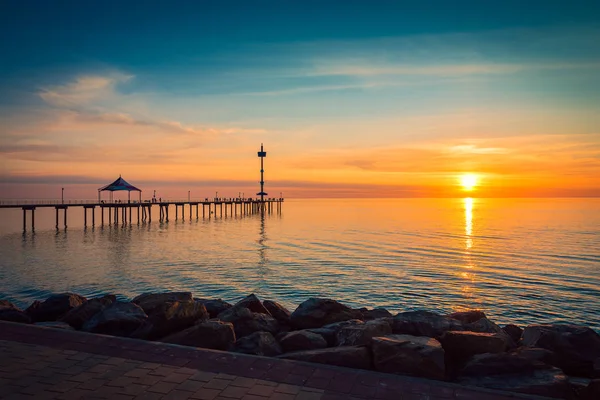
xmin=1 ymin=198 xmax=599 ymax=331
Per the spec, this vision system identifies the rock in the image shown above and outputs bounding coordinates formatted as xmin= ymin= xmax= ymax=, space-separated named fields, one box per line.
xmin=584 ymin=379 xmax=600 ymax=400
xmin=280 ymin=330 xmax=328 ymax=353
xmin=460 ymin=352 xmax=554 ymax=377
xmin=336 ymin=319 xmax=392 ymax=346
xmin=440 ymin=331 xmax=510 ymax=373
xmin=195 ymin=299 xmax=232 ymax=318
xmin=0 ymin=300 xmax=31 ymax=323
xmin=459 ymin=367 xmax=572 ymax=399
xmin=34 ymin=321 xmax=74 ymax=330
xmin=371 ymin=334 xmax=445 ymax=380
xmin=290 ymin=298 xmax=361 ymax=329
xmin=60 ymin=295 xmax=115 ymax=329
xmin=263 ymin=300 xmax=291 ymax=326
xmin=278 ymin=346 xmax=371 ymax=370
xmin=82 ymin=302 xmax=147 ymax=337
xmin=522 ymin=324 xmax=600 ymax=377
xmin=160 ymin=320 xmax=235 ymax=351
xmin=308 ymin=319 xmax=364 ymax=346
xmin=233 ymin=331 xmax=282 ymax=356
xmin=217 ymin=306 xmax=279 ymax=338
xmin=514 ymin=347 xmax=557 ymax=366
xmin=447 ymin=310 xmax=486 ymax=324
xmin=392 ymin=311 xmax=464 ymax=338
xmin=131 ymin=300 xmax=209 ymax=340
xmin=464 ymin=317 xmax=516 ymax=348
xmin=233 ymin=294 xmax=271 ymax=315
xmin=132 ymin=292 xmax=193 ymax=314
xmin=361 ymin=308 xmax=393 ymax=320
xmin=502 ymin=324 xmax=523 ymax=344
xmin=26 ymin=293 xmax=87 ymax=322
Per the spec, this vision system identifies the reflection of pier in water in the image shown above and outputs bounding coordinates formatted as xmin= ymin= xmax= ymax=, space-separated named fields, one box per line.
xmin=0 ymin=198 xmax=284 ymax=232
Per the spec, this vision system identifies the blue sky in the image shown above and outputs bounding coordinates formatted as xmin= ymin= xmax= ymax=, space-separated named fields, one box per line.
xmin=1 ymin=1 xmax=599 ymax=198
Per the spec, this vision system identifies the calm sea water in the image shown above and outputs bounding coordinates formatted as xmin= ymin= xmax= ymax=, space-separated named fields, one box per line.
xmin=1 ymin=198 xmax=599 ymax=331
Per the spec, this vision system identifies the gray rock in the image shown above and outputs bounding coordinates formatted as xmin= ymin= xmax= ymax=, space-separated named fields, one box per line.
xmin=440 ymin=331 xmax=510 ymax=374
xmin=360 ymin=308 xmax=393 ymax=320
xmin=26 ymin=293 xmax=87 ymax=322
xmin=308 ymin=319 xmax=364 ymax=346
xmin=60 ymin=295 xmax=115 ymax=329
xmin=233 ymin=331 xmax=282 ymax=356
xmin=35 ymin=321 xmax=74 ymax=330
xmin=502 ymin=324 xmax=523 ymax=344
xmin=460 ymin=352 xmax=555 ymax=377
xmin=447 ymin=310 xmax=486 ymax=324
xmin=82 ymin=301 xmax=147 ymax=337
xmin=218 ymin=306 xmax=279 ymax=338
xmin=336 ymin=319 xmax=392 ymax=346
xmin=233 ymin=294 xmax=271 ymax=315
xmin=464 ymin=317 xmax=516 ymax=348
xmin=131 ymin=300 xmax=209 ymax=340
xmin=195 ymin=298 xmax=232 ymax=318
xmin=371 ymin=334 xmax=445 ymax=380
xmin=522 ymin=324 xmax=600 ymax=377
xmin=278 ymin=346 xmax=371 ymax=370
xmin=290 ymin=298 xmax=361 ymax=329
xmin=132 ymin=292 xmax=193 ymax=314
xmin=392 ymin=311 xmax=464 ymax=338
xmin=0 ymin=300 xmax=31 ymax=323
xmin=280 ymin=330 xmax=328 ymax=353
xmin=458 ymin=367 xmax=572 ymax=399
xmin=160 ymin=320 xmax=235 ymax=351
xmin=263 ymin=300 xmax=291 ymax=326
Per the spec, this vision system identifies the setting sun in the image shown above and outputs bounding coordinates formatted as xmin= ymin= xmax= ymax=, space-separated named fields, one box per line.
xmin=460 ymin=174 xmax=478 ymax=191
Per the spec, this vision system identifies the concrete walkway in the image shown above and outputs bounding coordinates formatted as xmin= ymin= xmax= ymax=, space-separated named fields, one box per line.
xmin=0 ymin=321 xmax=548 ymax=400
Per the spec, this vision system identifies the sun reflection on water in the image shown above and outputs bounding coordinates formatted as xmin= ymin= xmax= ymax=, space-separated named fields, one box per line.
xmin=464 ymin=197 xmax=473 ymax=250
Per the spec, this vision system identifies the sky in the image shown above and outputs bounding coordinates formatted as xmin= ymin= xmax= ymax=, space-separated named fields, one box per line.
xmin=1 ymin=0 xmax=599 ymax=199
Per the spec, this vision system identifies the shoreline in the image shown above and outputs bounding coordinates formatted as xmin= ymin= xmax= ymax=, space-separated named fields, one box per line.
xmin=1 ymin=291 xmax=599 ymax=399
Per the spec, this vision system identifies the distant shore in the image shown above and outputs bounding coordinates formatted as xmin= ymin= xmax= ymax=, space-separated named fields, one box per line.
xmin=1 ymin=291 xmax=599 ymax=399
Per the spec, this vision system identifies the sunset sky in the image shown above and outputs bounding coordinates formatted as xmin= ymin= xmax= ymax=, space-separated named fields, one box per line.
xmin=1 ymin=1 xmax=599 ymax=199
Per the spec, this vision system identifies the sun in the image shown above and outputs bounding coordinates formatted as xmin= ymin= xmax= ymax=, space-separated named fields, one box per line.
xmin=460 ymin=174 xmax=478 ymax=191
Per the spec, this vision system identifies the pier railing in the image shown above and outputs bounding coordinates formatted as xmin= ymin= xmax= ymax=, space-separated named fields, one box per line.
xmin=0 ymin=198 xmax=284 ymax=206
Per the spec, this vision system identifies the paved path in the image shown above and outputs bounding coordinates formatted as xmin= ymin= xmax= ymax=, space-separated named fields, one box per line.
xmin=0 ymin=321 xmax=548 ymax=400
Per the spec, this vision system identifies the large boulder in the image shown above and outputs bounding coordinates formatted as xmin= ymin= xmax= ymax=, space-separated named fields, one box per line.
xmin=279 ymin=330 xmax=328 ymax=353
xmin=217 ymin=306 xmax=279 ymax=338
xmin=278 ymin=346 xmax=371 ymax=370
xmin=0 ymin=300 xmax=31 ymax=323
xmin=371 ymin=334 xmax=445 ymax=380
xmin=308 ymin=319 xmax=364 ymax=346
xmin=460 ymin=352 xmax=555 ymax=377
xmin=233 ymin=331 xmax=282 ymax=356
xmin=233 ymin=294 xmax=271 ymax=315
xmin=503 ymin=324 xmax=523 ymax=344
xmin=392 ymin=311 xmax=464 ymax=338
xmin=195 ymin=298 xmax=232 ymax=318
xmin=459 ymin=367 xmax=572 ymax=399
xmin=132 ymin=292 xmax=193 ymax=314
xmin=336 ymin=319 xmax=392 ymax=346
xmin=440 ymin=331 xmax=510 ymax=374
xmin=522 ymin=324 xmax=600 ymax=377
xmin=447 ymin=310 xmax=486 ymax=324
xmin=60 ymin=295 xmax=115 ymax=329
xmin=82 ymin=302 xmax=147 ymax=337
xmin=26 ymin=293 xmax=87 ymax=322
xmin=584 ymin=379 xmax=600 ymax=400
xmin=464 ymin=317 xmax=516 ymax=347
xmin=263 ymin=300 xmax=291 ymax=326
xmin=359 ymin=308 xmax=393 ymax=320
xmin=160 ymin=320 xmax=235 ymax=351
xmin=290 ymin=298 xmax=361 ymax=329
xmin=131 ymin=300 xmax=209 ymax=340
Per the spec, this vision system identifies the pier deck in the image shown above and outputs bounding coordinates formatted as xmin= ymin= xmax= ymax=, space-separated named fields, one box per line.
xmin=0 ymin=199 xmax=284 ymax=231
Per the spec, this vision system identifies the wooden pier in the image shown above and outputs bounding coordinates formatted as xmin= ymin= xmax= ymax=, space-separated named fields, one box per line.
xmin=1 ymin=198 xmax=284 ymax=231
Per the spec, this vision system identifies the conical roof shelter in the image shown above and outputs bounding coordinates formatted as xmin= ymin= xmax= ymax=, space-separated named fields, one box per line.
xmin=98 ymin=175 xmax=142 ymax=203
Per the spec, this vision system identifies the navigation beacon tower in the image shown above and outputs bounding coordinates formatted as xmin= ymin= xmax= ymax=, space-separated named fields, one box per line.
xmin=257 ymin=143 xmax=267 ymax=202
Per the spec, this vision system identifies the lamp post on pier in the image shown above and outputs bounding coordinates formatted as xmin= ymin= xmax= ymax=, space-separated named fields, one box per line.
xmin=188 ymin=191 xmax=190 ymax=202
xmin=61 ymin=188 xmax=64 ymax=204
xmin=257 ymin=143 xmax=267 ymax=203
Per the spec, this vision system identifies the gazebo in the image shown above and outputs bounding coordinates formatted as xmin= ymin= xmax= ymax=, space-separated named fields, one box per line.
xmin=98 ymin=175 xmax=142 ymax=203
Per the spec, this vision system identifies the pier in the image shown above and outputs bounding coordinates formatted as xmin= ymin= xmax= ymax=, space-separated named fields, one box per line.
xmin=1 ymin=198 xmax=284 ymax=231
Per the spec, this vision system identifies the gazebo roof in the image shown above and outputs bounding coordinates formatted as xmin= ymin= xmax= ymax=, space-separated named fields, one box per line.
xmin=98 ymin=176 xmax=141 ymax=192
